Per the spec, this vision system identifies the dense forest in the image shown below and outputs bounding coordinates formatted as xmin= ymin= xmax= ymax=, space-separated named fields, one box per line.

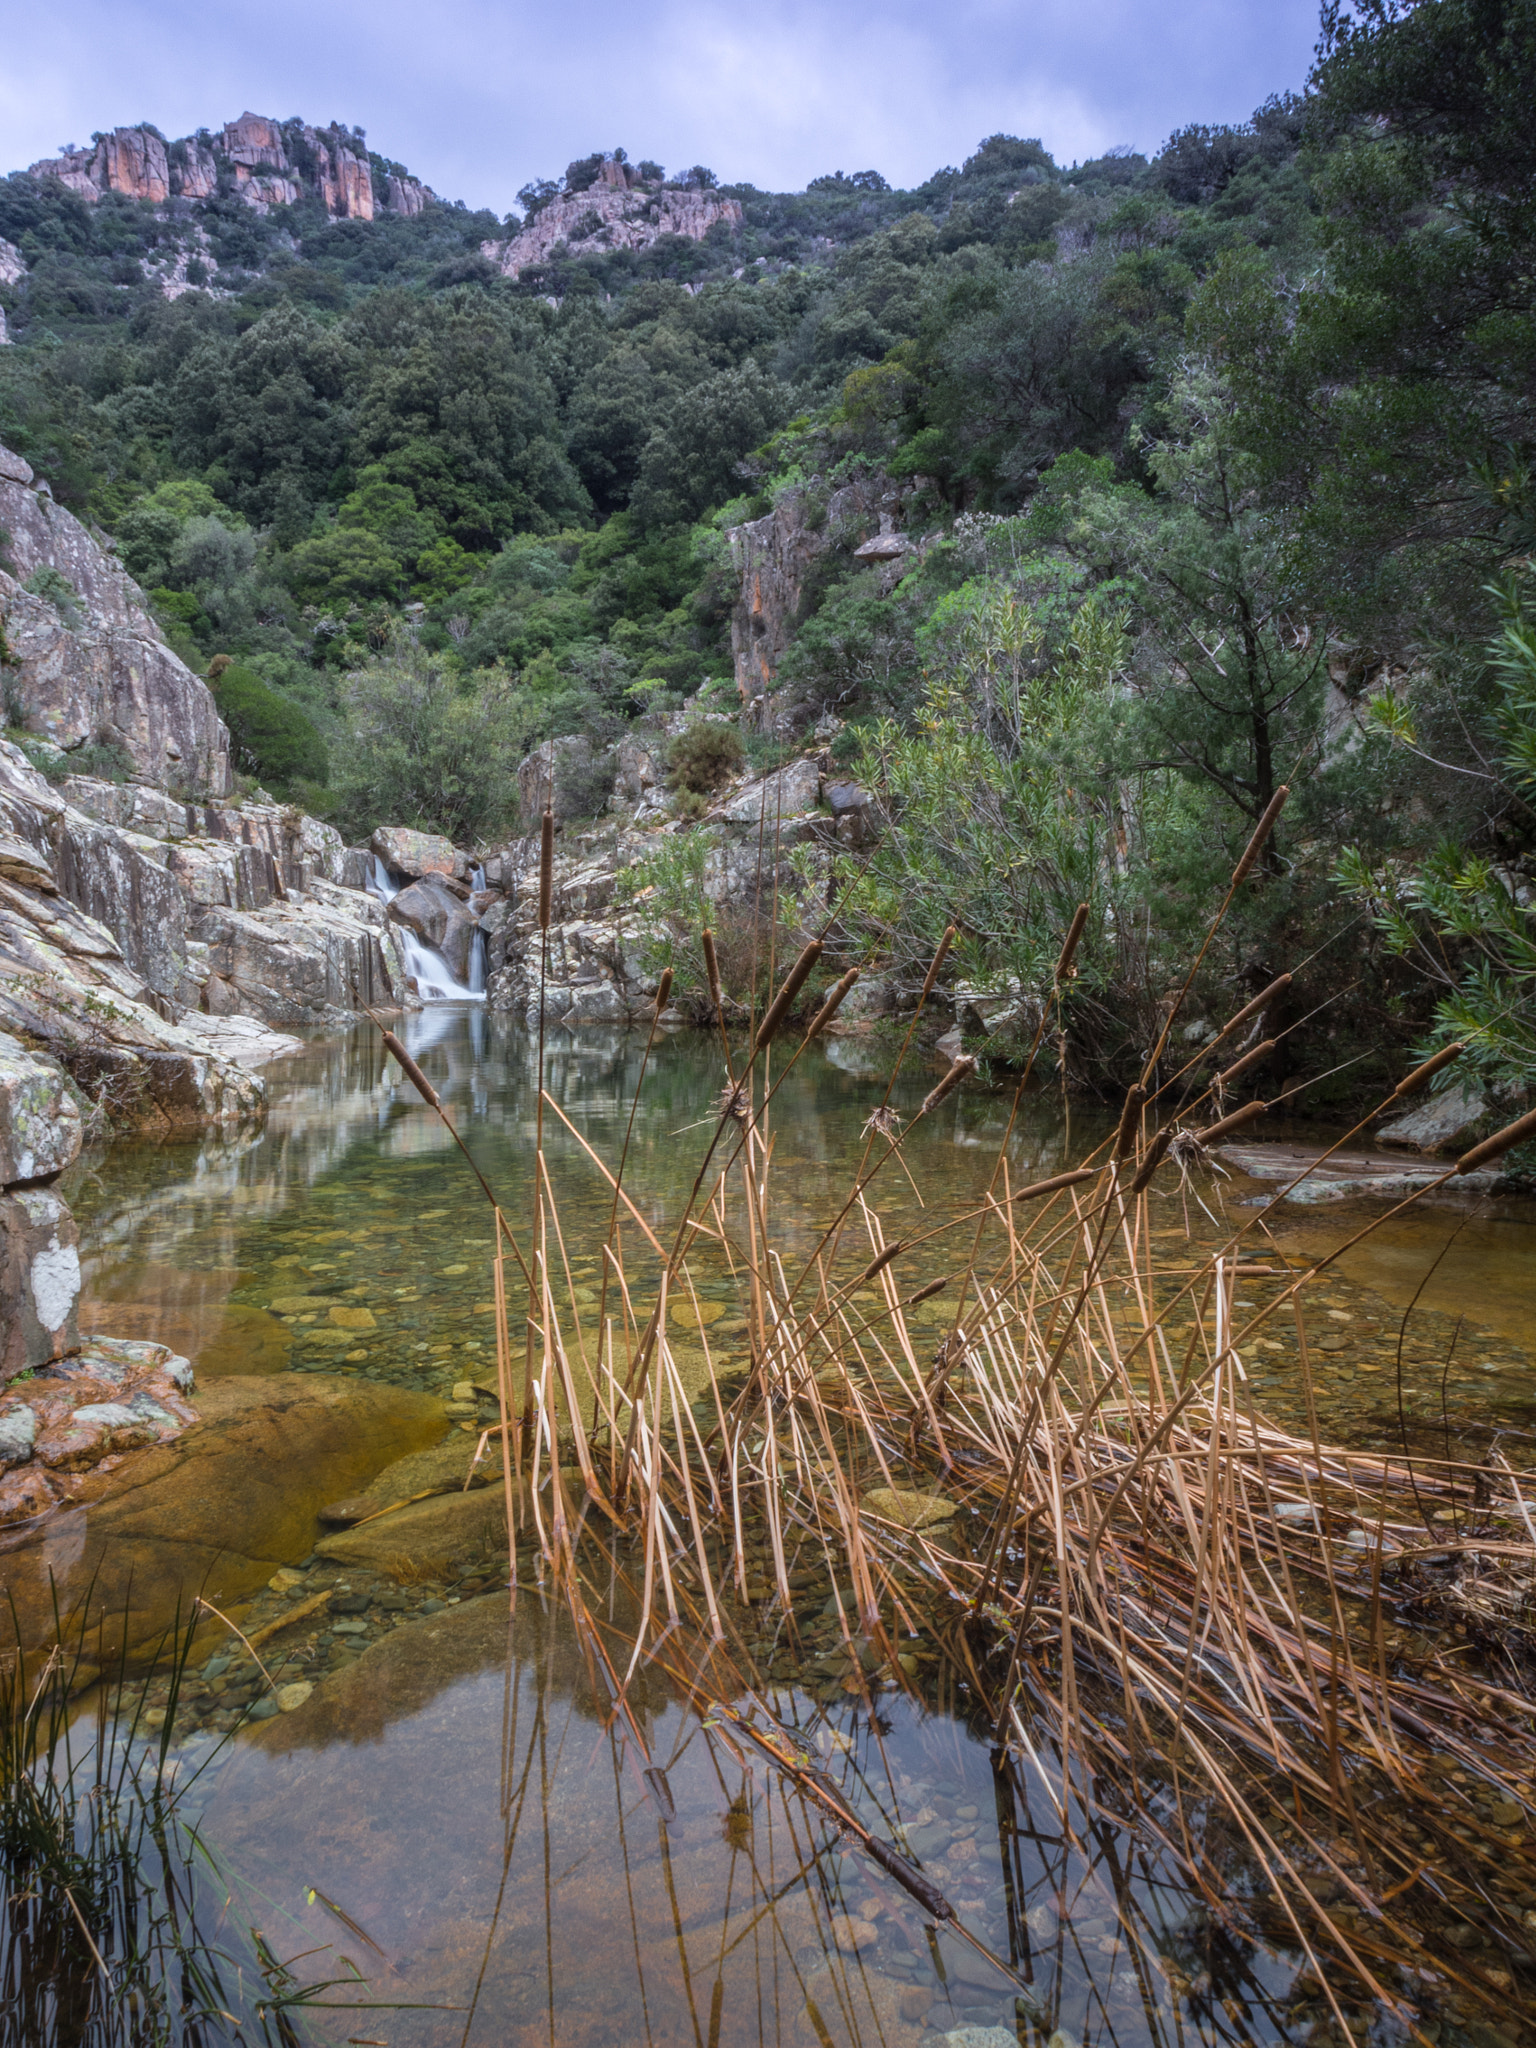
xmin=2 ymin=0 xmax=1533 ymax=1106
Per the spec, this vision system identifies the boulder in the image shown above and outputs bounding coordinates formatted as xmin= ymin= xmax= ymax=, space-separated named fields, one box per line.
xmin=0 ymin=1187 xmax=80 ymax=1375
xmin=371 ymin=825 xmax=463 ymax=880
xmin=0 ymin=1035 xmax=81 ymax=1184
xmin=717 ymin=758 xmax=822 ymax=826
xmin=387 ymin=873 xmax=479 ymax=983
xmin=1378 ymin=1078 xmax=1488 ymax=1154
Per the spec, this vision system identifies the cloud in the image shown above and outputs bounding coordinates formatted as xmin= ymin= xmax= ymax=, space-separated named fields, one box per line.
xmin=0 ymin=0 xmax=1320 ymax=213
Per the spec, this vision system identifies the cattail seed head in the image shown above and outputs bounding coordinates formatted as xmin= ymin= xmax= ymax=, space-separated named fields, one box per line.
xmin=920 ymin=1055 xmax=975 ymax=1118
xmin=805 ymin=968 xmax=860 ymax=1042
xmin=1055 ymin=902 xmax=1090 ymax=983
xmin=753 ymin=939 xmax=823 ymax=1053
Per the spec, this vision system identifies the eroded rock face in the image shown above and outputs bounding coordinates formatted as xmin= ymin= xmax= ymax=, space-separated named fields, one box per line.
xmin=0 ymin=740 xmax=383 ymax=1122
xmin=482 ymin=174 xmax=742 ymax=278
xmin=0 ymin=1036 xmax=81 ymax=1185
xmin=726 ymin=477 xmax=895 ymax=726
xmin=29 ymin=115 xmax=428 ymax=221
xmin=0 ymin=445 xmax=232 ymax=794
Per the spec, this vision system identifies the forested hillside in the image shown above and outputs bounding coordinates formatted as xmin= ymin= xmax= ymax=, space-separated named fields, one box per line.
xmin=2 ymin=0 xmax=1532 ymax=1106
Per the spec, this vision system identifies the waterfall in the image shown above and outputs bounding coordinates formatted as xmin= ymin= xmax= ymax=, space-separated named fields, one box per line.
xmin=365 ymin=855 xmax=485 ymax=1004
xmin=467 ymin=863 xmax=489 ymax=994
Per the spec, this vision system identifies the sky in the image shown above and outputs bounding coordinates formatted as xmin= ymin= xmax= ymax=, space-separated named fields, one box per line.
xmin=0 ymin=0 xmax=1322 ymax=217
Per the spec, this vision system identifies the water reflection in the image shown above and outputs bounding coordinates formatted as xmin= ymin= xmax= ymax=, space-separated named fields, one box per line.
xmin=62 ymin=1009 xmax=1536 ymax=1449
xmin=190 ymin=1578 xmax=1313 ymax=2048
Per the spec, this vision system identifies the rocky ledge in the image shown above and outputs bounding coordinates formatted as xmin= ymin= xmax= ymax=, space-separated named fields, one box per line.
xmin=0 ymin=1336 xmax=196 ymax=1527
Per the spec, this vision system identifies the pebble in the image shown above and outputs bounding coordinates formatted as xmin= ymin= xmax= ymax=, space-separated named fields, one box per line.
xmin=828 ymin=1914 xmax=876 ymax=1953
xmin=331 ymin=1618 xmax=368 ymax=1635
xmin=247 ymin=1698 xmax=278 ymax=1720
xmin=276 ymin=1681 xmax=313 ymax=1713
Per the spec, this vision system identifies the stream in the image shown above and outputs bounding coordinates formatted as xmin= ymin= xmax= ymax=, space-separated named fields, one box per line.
xmin=46 ymin=1011 xmax=1536 ymax=2047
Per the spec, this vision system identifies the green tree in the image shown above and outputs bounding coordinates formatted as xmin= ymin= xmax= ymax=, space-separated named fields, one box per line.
xmin=331 ymin=633 xmax=526 ymax=843
xmin=1070 ymin=363 xmax=1328 ymax=852
xmin=212 ymin=662 xmax=328 ymax=796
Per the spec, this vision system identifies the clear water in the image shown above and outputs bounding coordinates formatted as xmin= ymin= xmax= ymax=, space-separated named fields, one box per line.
xmin=39 ymin=1011 xmax=1536 ymax=2046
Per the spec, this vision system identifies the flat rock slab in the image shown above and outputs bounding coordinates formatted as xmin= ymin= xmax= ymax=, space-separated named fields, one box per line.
xmin=1218 ymin=1143 xmax=1507 ymax=1206
xmin=0 ymin=1373 xmax=444 ymax=1661
xmin=313 ymin=1482 xmax=510 ymax=1575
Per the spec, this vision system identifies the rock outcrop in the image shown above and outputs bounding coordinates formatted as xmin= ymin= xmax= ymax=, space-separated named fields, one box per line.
xmin=28 ymin=116 xmax=434 ymax=221
xmin=726 ymin=477 xmax=902 ymax=725
xmin=482 ymin=750 xmax=878 ymax=1029
xmin=483 ymin=164 xmax=742 ymax=278
xmin=0 ymin=442 xmax=232 ymax=793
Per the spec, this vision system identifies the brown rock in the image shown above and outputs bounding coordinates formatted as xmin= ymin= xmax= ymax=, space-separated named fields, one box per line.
xmin=0 ymin=1374 xmax=444 ymax=1661
xmin=313 ymin=1483 xmax=512 ymax=1577
xmin=0 ymin=1187 xmax=79 ymax=1375
xmin=0 ymin=1467 xmax=56 ymax=1525
xmin=318 ymin=1428 xmax=492 ymax=1523
xmin=370 ymin=825 xmax=463 ymax=879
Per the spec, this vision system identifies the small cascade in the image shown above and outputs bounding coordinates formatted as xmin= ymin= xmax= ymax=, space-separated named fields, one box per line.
xmin=365 ymin=854 xmax=485 ymax=1004
xmin=467 ymin=862 xmax=489 ymax=993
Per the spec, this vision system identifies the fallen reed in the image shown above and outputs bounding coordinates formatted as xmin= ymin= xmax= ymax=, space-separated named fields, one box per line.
xmin=371 ymin=802 xmax=1536 ymax=2039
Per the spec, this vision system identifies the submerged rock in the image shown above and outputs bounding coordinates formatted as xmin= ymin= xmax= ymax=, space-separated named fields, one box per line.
xmin=0 ymin=1372 xmax=444 ymax=1660
xmin=861 ymin=1487 xmax=958 ymax=1531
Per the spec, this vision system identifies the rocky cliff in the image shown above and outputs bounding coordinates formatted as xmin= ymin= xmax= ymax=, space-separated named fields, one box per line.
xmin=727 ymin=477 xmax=909 ymax=727
xmin=0 ymin=444 xmax=231 ymax=793
xmin=28 ymin=114 xmax=432 ymax=221
xmin=482 ymin=159 xmax=741 ymax=278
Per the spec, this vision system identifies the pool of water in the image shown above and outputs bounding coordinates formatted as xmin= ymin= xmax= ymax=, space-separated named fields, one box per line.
xmin=40 ymin=1010 xmax=1536 ymax=2046
xmin=63 ymin=1008 xmax=1536 ymax=1451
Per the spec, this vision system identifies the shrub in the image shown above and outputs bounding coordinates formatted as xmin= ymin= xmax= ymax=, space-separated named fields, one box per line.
xmin=22 ymin=566 xmax=81 ymax=630
xmin=554 ymin=737 xmax=617 ymax=823
xmin=668 ymin=718 xmax=745 ymax=795
xmin=211 ymin=663 xmax=328 ymax=795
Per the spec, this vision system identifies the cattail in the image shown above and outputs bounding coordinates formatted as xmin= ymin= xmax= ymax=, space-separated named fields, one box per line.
xmin=1197 ymin=1098 xmax=1271 ymax=1145
xmin=1390 ymin=1042 xmax=1465 ymax=1100
xmin=1230 ymin=786 xmax=1289 ymax=888
xmin=538 ymin=809 xmax=554 ymax=931
xmin=701 ymin=928 xmax=724 ymax=1017
xmin=858 ymin=1240 xmax=903 ymax=1284
xmin=1115 ymin=1084 xmax=1148 ymax=1159
xmin=805 ymin=968 xmax=860 ymax=1042
xmin=1127 ymin=1125 xmax=1173 ymax=1195
xmin=753 ymin=939 xmax=823 ymax=1053
xmin=1054 ymin=901 xmax=1090 ymax=983
xmin=907 ymin=1276 xmax=949 ymax=1306
xmin=1216 ymin=1038 xmax=1275 ymax=1091
xmin=379 ymin=1027 xmax=441 ymax=1110
xmin=1213 ymin=973 xmax=1291 ymax=1047
xmin=919 ymin=926 xmax=957 ymax=1001
xmin=1456 ymin=1103 xmax=1536 ymax=1175
xmin=919 ymin=1055 xmax=975 ymax=1117
xmin=1011 ymin=1166 xmax=1097 ymax=1204
xmin=654 ymin=967 xmax=673 ymax=1016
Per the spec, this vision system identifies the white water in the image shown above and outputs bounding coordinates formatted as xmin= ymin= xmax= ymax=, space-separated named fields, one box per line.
xmin=365 ymin=854 xmax=486 ymax=1004
xmin=468 ymin=865 xmax=488 ymax=995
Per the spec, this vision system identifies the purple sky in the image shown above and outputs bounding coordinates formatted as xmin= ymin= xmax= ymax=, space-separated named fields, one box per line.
xmin=2 ymin=0 xmax=1322 ymax=215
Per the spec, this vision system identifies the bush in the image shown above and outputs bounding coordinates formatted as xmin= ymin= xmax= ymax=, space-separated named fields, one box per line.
xmin=554 ymin=737 xmax=617 ymax=823
xmin=331 ymin=633 xmax=527 ymax=843
xmin=668 ymin=718 xmax=745 ymax=794
xmin=211 ymin=662 xmax=329 ymax=795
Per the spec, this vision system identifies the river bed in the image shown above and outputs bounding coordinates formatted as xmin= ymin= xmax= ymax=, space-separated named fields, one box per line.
xmin=42 ymin=1012 xmax=1536 ymax=2047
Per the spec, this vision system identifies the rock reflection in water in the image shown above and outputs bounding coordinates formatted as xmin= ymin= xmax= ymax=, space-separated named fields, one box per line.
xmin=194 ymin=1582 xmax=1309 ymax=2048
